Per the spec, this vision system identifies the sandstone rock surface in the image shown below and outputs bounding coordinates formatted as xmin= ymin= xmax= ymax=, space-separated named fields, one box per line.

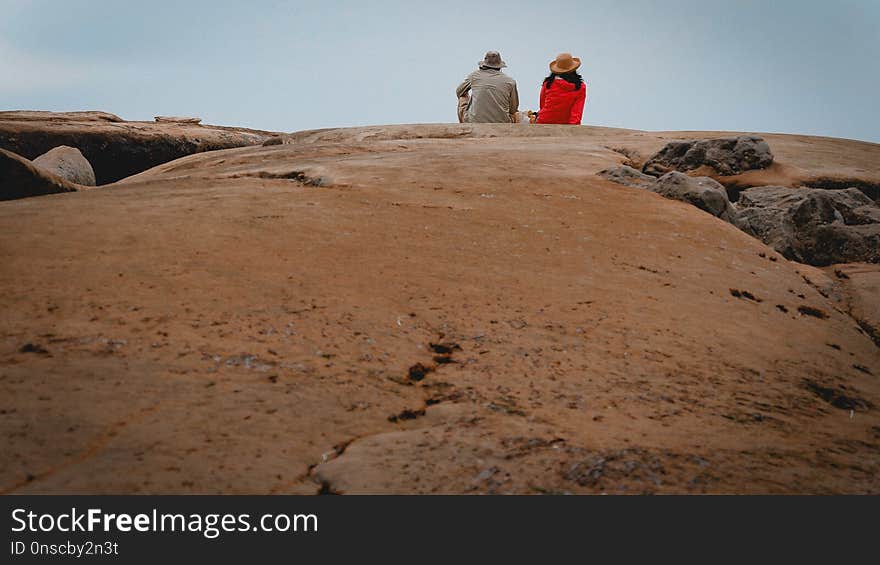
xmin=1 ymin=122 xmax=878 ymax=494
xmin=0 ymin=111 xmax=123 ymax=123
xmin=824 ymin=263 xmax=880 ymax=348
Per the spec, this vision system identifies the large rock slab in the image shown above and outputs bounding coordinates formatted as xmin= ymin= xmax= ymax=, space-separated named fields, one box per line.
xmin=0 ymin=148 xmax=79 ymax=200
xmin=154 ymin=116 xmax=202 ymax=124
xmin=0 ymin=111 xmax=123 ymax=123
xmin=738 ymin=186 xmax=880 ymax=266
xmin=32 ymin=145 xmax=96 ymax=186
xmin=643 ymin=135 xmax=773 ymax=176
xmin=0 ymin=111 xmax=274 ymax=185
xmin=2 ymin=123 xmax=879 ymax=495
xmin=652 ymin=171 xmax=738 ymax=224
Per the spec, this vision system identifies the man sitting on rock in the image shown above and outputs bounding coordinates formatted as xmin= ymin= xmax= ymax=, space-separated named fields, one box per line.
xmin=456 ymin=51 xmax=519 ymax=124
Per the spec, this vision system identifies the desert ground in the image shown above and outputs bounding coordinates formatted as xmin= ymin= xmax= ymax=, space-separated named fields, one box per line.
xmin=1 ymin=115 xmax=879 ymax=493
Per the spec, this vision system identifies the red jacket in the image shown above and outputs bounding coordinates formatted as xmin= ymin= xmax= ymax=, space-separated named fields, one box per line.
xmin=537 ymin=78 xmax=587 ymax=124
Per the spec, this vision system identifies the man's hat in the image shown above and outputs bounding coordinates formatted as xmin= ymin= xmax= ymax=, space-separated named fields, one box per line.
xmin=478 ymin=51 xmax=507 ymax=69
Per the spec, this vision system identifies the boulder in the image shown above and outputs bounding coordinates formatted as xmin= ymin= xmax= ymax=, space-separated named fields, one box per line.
xmin=597 ymin=165 xmax=657 ymax=189
xmin=643 ymin=136 xmax=773 ymax=177
xmin=0 ymin=148 xmax=79 ymax=201
xmin=32 ymin=145 xmax=96 ymax=186
xmin=737 ymin=186 xmax=880 ymax=266
xmin=652 ymin=172 xmax=738 ymax=224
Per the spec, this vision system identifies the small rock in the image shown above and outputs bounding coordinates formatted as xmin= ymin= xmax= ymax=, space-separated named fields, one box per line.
xmin=407 ymin=363 xmax=433 ymax=381
xmin=19 ymin=343 xmax=49 ymax=355
xmin=597 ymin=165 xmax=657 ymax=189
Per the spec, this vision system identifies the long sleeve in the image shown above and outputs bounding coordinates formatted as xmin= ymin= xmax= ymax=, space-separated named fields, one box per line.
xmin=569 ymin=85 xmax=587 ymax=125
xmin=508 ymin=82 xmax=519 ymax=116
xmin=456 ymin=75 xmax=472 ymax=98
xmin=539 ymin=84 xmax=547 ymax=113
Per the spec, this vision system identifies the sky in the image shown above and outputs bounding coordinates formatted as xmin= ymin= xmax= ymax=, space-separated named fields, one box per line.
xmin=1 ymin=0 xmax=878 ymax=142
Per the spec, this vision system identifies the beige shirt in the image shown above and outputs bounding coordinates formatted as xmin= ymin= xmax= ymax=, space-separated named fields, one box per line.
xmin=456 ymin=68 xmax=519 ymax=124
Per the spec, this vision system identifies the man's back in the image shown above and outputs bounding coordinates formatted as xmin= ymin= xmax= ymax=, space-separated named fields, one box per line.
xmin=457 ymin=68 xmax=519 ymax=124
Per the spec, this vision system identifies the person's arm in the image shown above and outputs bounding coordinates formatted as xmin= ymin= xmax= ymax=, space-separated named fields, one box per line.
xmin=569 ymin=85 xmax=587 ymax=125
xmin=508 ymin=82 xmax=519 ymax=123
xmin=539 ymin=83 xmax=547 ymax=112
xmin=456 ymin=75 xmax=472 ymax=98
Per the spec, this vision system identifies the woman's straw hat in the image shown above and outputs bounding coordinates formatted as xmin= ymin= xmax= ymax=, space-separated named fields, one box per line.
xmin=549 ymin=52 xmax=581 ymax=73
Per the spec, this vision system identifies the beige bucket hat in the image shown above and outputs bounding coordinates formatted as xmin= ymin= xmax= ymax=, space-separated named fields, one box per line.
xmin=478 ymin=51 xmax=507 ymax=69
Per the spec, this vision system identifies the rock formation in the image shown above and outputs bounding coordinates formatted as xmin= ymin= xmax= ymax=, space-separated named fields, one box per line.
xmin=738 ymin=186 xmax=880 ymax=266
xmin=0 ymin=148 xmax=79 ymax=200
xmin=0 ymin=111 xmax=275 ymax=185
xmin=31 ymin=145 xmax=96 ymax=186
xmin=642 ymin=135 xmax=774 ymax=177
xmin=601 ymin=137 xmax=880 ymax=266
xmin=598 ymin=166 xmax=738 ymax=225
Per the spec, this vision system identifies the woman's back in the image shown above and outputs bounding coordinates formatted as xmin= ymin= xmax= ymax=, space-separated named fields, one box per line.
xmin=537 ymin=77 xmax=586 ymax=125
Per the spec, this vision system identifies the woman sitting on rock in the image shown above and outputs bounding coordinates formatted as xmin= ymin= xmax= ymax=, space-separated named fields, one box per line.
xmin=536 ymin=53 xmax=587 ymax=125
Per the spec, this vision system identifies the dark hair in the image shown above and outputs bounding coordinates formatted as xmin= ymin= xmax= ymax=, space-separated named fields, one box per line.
xmin=544 ymin=71 xmax=583 ymax=90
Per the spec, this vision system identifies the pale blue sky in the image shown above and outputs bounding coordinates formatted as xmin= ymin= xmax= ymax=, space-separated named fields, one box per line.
xmin=1 ymin=0 xmax=878 ymax=141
